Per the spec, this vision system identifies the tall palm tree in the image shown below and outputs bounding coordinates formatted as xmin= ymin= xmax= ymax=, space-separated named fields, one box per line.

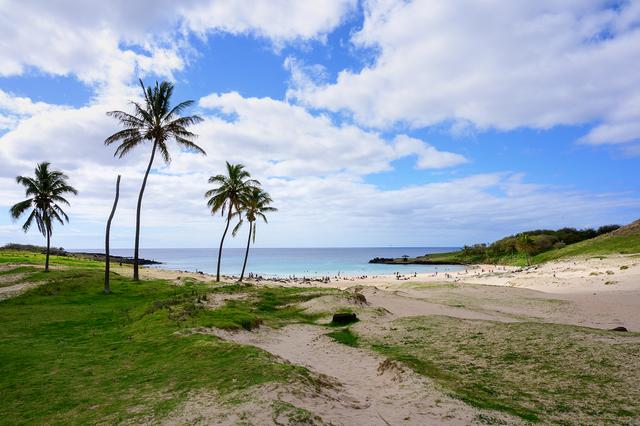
xmin=10 ymin=162 xmax=78 ymax=272
xmin=105 ymin=79 xmax=206 ymax=281
xmin=205 ymin=162 xmax=258 ymax=282
xmin=232 ymin=187 xmax=277 ymax=282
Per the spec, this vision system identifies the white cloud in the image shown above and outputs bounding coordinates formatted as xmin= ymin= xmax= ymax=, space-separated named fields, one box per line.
xmin=0 ymin=0 xmax=356 ymax=87
xmin=180 ymin=0 xmax=356 ymax=45
xmin=392 ymin=135 xmax=467 ymax=169
xmin=197 ymin=92 xmax=466 ymax=176
xmin=1 ymin=89 xmax=636 ymax=248
xmin=0 ymin=89 xmax=63 ymax=130
xmin=288 ymin=0 xmax=640 ymax=145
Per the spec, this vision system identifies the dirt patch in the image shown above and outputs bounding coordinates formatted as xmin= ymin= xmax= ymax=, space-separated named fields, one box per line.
xmin=200 ymin=292 xmax=250 ymax=310
xmin=0 ymin=281 xmax=46 ymax=300
xmin=0 ymin=272 xmax=28 ymax=287
xmin=197 ymin=324 xmax=519 ymax=425
xmin=161 ymin=383 xmax=332 ymax=425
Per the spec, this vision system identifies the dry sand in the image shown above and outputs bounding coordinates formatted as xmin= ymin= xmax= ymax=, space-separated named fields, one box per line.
xmin=183 ymin=324 xmax=517 ymax=425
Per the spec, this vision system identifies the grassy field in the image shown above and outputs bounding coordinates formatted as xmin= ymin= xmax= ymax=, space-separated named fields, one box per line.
xmin=360 ymin=316 xmax=640 ymax=424
xmin=0 ymin=251 xmax=336 ymax=424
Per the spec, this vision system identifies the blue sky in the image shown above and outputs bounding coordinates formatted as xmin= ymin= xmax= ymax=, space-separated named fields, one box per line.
xmin=0 ymin=1 xmax=639 ymax=249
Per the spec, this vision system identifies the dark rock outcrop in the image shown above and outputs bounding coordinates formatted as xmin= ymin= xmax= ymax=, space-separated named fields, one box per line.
xmin=331 ymin=313 xmax=358 ymax=325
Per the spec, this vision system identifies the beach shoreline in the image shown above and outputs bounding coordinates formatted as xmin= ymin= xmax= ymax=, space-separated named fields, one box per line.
xmin=131 ymin=253 xmax=640 ymax=333
xmin=138 ymin=253 xmax=640 ymax=294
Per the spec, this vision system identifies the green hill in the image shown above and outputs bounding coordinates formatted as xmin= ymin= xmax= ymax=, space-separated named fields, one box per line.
xmin=372 ymin=219 xmax=640 ymax=266
xmin=533 ymin=219 xmax=640 ymax=263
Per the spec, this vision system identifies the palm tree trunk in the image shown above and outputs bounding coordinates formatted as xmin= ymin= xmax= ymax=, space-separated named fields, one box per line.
xmin=216 ymin=203 xmax=233 ymax=282
xmin=239 ymin=222 xmax=252 ymax=282
xmin=45 ymin=229 xmax=50 ymax=272
xmin=133 ymin=140 xmax=157 ymax=281
xmin=105 ymin=175 xmax=121 ymax=294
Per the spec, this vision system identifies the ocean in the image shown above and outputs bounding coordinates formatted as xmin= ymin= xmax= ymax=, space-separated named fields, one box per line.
xmin=73 ymin=247 xmax=463 ymax=277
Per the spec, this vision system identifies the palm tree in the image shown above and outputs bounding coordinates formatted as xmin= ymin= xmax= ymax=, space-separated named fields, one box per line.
xmin=205 ymin=162 xmax=259 ymax=282
xmin=232 ymin=187 xmax=277 ymax=282
xmin=10 ymin=162 xmax=78 ymax=272
xmin=516 ymin=233 xmax=536 ymax=266
xmin=105 ymin=79 xmax=206 ymax=281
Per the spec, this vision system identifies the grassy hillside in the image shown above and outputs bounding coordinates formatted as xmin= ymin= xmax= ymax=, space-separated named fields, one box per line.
xmin=378 ymin=220 xmax=640 ymax=266
xmin=533 ymin=220 xmax=640 ymax=263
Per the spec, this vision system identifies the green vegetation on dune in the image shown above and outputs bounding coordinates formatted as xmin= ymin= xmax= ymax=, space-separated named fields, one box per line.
xmin=201 ymin=286 xmax=336 ymax=330
xmin=0 ymin=253 xmax=333 ymax=424
xmin=364 ymin=316 xmax=640 ymax=424
xmin=326 ymin=328 xmax=359 ymax=347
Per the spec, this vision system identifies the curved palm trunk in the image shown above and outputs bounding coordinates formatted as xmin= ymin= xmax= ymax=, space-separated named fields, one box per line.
xmin=216 ymin=203 xmax=233 ymax=282
xmin=238 ymin=222 xmax=253 ymax=282
xmin=105 ymin=175 xmax=121 ymax=294
xmin=45 ymin=229 xmax=50 ymax=273
xmin=133 ymin=140 xmax=158 ymax=281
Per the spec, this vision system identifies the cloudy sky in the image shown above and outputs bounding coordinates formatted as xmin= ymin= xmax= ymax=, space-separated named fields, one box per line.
xmin=1 ymin=0 xmax=639 ymax=249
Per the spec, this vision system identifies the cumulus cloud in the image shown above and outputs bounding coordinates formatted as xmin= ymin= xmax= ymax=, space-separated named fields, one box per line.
xmin=0 ymin=89 xmax=63 ymax=130
xmin=1 ymin=89 xmax=636 ymax=248
xmin=180 ymin=0 xmax=356 ymax=44
xmin=288 ymin=0 xmax=640 ymax=146
xmin=197 ymin=92 xmax=466 ymax=176
xmin=0 ymin=0 xmax=356 ymax=87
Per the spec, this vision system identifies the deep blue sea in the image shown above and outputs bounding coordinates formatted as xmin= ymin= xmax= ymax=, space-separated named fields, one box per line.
xmin=73 ymin=247 xmax=463 ymax=277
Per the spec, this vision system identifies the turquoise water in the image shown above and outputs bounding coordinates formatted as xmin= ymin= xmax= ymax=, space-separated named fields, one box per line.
xmin=75 ymin=247 xmax=463 ymax=277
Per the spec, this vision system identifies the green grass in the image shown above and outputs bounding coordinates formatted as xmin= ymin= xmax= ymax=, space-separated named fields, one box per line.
xmin=364 ymin=316 xmax=640 ymax=424
xmin=0 ymin=260 xmax=329 ymax=424
xmin=0 ymin=249 xmax=104 ymax=268
xmin=532 ymin=232 xmax=640 ymax=263
xmin=0 ymin=266 xmax=39 ymax=276
xmin=326 ymin=328 xmax=359 ymax=347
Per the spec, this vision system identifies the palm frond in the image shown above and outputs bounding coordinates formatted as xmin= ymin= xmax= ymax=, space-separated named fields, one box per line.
xmin=232 ymin=219 xmax=243 ymax=237
xmin=165 ymin=100 xmax=195 ymax=121
xmin=10 ymin=199 xmax=32 ymax=219
xmin=157 ymin=142 xmax=171 ymax=163
xmin=174 ymin=137 xmax=206 ymax=155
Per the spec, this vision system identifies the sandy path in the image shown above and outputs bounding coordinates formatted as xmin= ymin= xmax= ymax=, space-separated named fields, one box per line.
xmin=207 ymin=325 xmax=516 ymax=425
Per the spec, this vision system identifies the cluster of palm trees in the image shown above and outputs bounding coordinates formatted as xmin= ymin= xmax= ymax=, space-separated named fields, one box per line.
xmin=206 ymin=162 xmax=276 ymax=282
xmin=10 ymin=79 xmax=276 ymax=282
